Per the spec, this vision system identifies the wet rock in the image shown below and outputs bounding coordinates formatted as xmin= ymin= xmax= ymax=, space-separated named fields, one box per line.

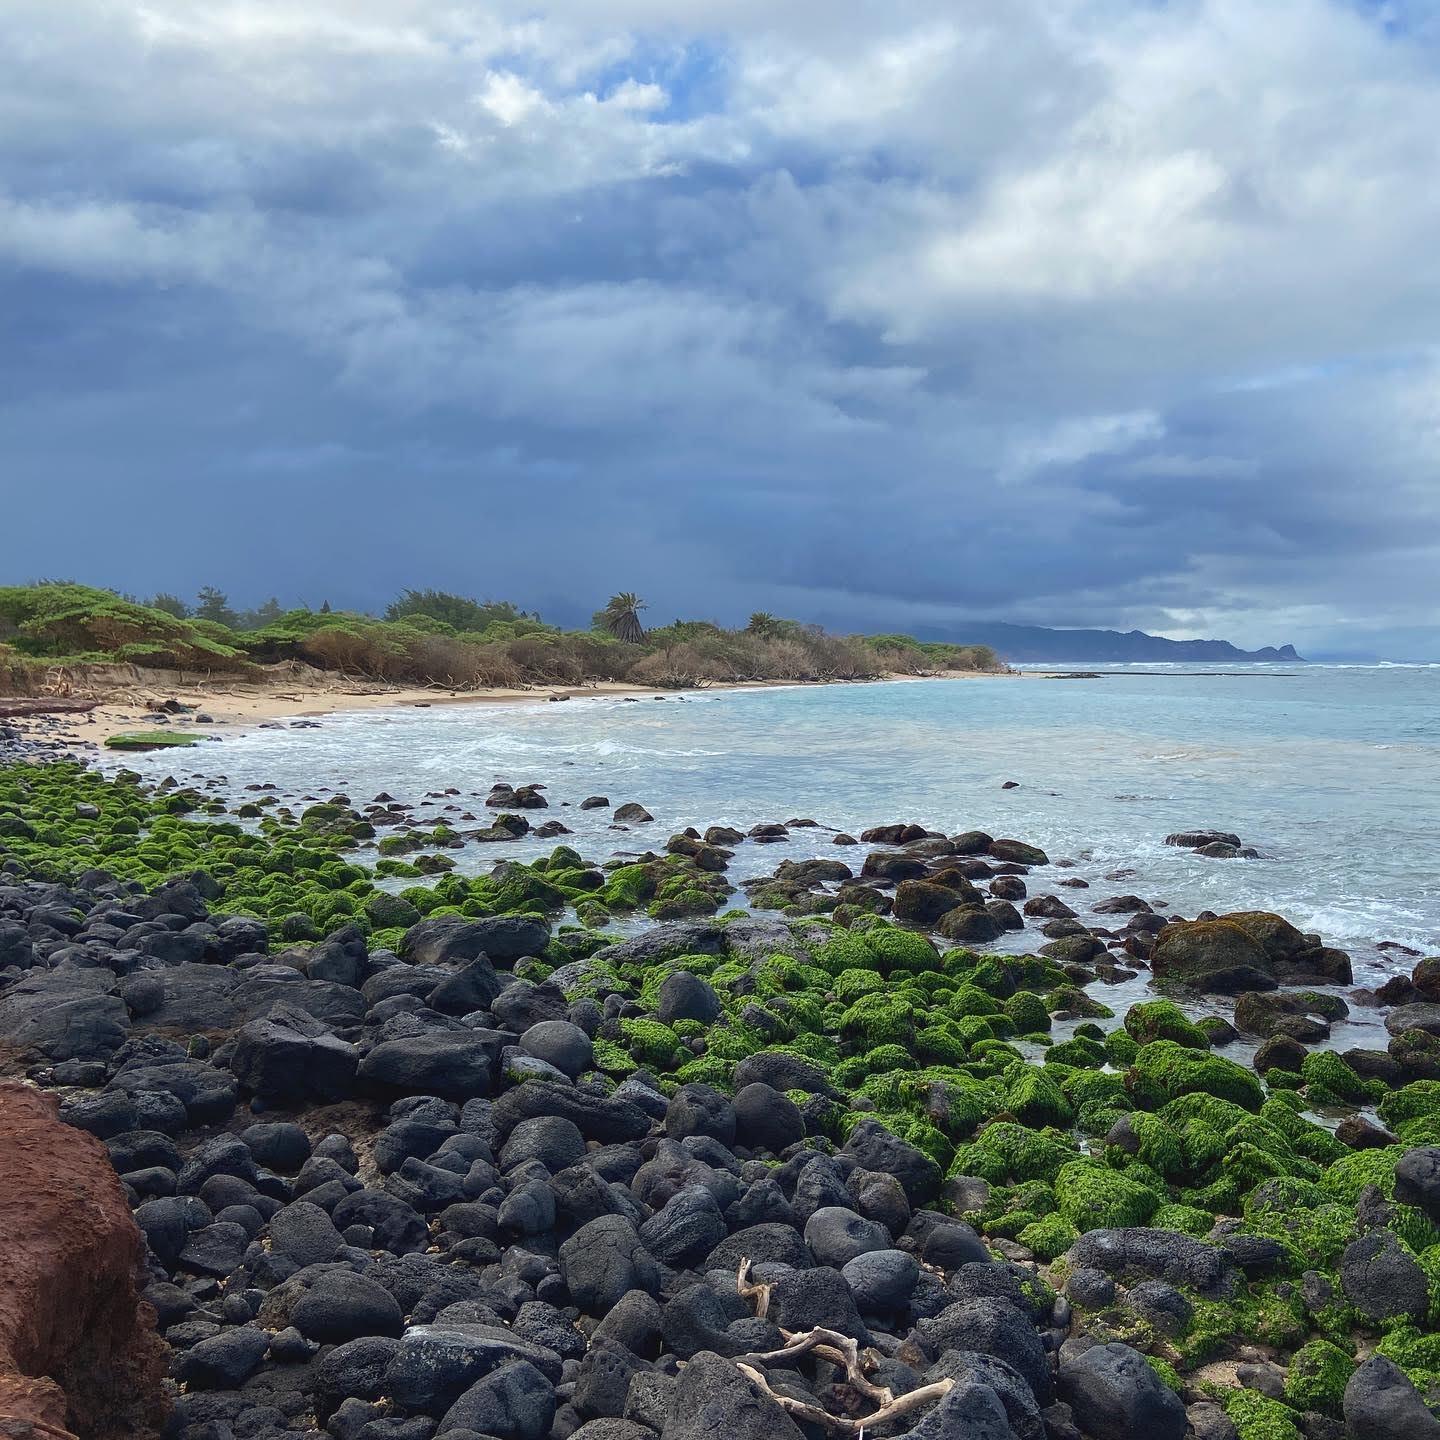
xmin=989 ymin=840 xmax=1049 ymax=865
xmin=1165 ymin=830 xmax=1242 ymax=850
xmin=1254 ymin=1034 xmax=1310 ymax=1074
xmin=1233 ymin=991 xmax=1337 ymax=1041
xmin=1152 ymin=912 xmax=1351 ymax=992
xmin=936 ymin=907 xmax=1007 ymax=943
xmin=1337 ymin=1115 xmax=1398 ymax=1150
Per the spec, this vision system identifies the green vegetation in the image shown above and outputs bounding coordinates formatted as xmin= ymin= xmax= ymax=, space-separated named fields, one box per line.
xmin=102 ymin=732 xmax=202 ymax=751
xmin=0 ymin=582 xmax=1004 ymax=692
xmin=4 ymin=751 xmax=1435 ymax=1410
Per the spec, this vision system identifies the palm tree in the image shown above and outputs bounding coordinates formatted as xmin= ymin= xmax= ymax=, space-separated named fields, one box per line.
xmin=746 ymin=611 xmax=779 ymax=638
xmin=596 ymin=592 xmax=647 ymax=645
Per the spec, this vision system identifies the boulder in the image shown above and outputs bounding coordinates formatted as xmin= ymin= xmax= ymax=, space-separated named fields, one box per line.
xmin=291 ymin=1272 xmax=405 ymax=1343
xmin=403 ymin=915 xmax=550 ymax=966
xmin=1153 ymin=911 xmax=1352 ymax=992
xmin=658 ymin=1351 xmax=805 ymax=1440
xmin=893 ymin=881 xmax=971 ymax=925
xmin=1343 ymin=1355 xmax=1440 ymax=1440
xmin=0 ymin=974 xmax=129 ymax=1060
xmin=384 ymin=1324 xmax=564 ymax=1415
xmin=1394 ymin=1147 xmax=1440 ymax=1222
xmin=732 ymin=1083 xmax=805 ymax=1154
xmin=359 ymin=1033 xmax=497 ymax=1099
xmin=841 ymin=1118 xmax=941 ymax=1205
xmin=1058 ymin=1342 xmax=1186 ymax=1440
xmin=1340 ymin=1231 xmax=1429 ymax=1322
xmin=1066 ymin=1229 xmax=1239 ymax=1299
xmin=655 ymin=972 xmax=721 ymax=1025
xmin=230 ymin=1002 xmax=358 ymax=1102
xmin=936 ymin=907 xmax=1007 ymax=944
xmin=437 ymin=1358 xmax=557 ymax=1438
xmin=0 ymin=1083 xmax=168 ymax=1439
xmin=803 ymin=1207 xmax=892 ymax=1267
xmin=559 ymin=1216 xmax=661 ymax=1315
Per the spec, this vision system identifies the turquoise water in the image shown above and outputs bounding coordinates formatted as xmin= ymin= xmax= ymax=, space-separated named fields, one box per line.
xmin=132 ymin=664 xmax=1440 ymax=983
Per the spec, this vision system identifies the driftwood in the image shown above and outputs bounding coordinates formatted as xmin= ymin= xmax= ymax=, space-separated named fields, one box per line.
xmin=0 ymin=698 xmax=100 ymax=718
xmin=731 ymin=1259 xmax=955 ymax=1434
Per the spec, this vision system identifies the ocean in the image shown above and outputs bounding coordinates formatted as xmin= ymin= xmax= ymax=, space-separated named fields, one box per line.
xmin=120 ymin=663 xmax=1440 ymax=1001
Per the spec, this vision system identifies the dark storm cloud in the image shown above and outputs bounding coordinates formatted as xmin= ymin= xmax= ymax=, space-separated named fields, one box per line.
xmin=2 ymin=0 xmax=1439 ymax=656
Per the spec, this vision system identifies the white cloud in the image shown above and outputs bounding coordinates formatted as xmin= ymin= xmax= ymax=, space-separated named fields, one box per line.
xmin=2 ymin=0 xmax=1439 ymax=650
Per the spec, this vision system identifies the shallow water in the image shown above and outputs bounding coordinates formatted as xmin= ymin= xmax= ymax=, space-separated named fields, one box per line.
xmin=124 ymin=663 xmax=1440 ymax=1008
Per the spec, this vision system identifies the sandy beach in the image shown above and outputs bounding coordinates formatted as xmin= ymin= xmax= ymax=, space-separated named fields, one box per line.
xmin=4 ymin=667 xmax=1042 ymax=750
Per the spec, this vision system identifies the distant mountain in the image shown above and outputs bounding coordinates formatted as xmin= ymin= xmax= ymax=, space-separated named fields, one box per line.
xmin=905 ymin=622 xmax=1303 ymax=664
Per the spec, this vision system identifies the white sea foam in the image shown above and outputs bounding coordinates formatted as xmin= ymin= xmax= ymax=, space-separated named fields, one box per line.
xmin=113 ymin=664 xmax=1440 ymax=962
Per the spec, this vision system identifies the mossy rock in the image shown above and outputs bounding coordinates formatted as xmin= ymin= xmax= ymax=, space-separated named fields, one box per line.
xmin=1124 ymin=999 xmax=1211 ymax=1050
xmin=1127 ymin=1039 xmax=1264 ymax=1112
xmin=1055 ymin=1158 xmax=1161 ymax=1229
xmin=1220 ymin=1389 xmax=1303 ymax=1440
xmin=949 ymin=1121 xmax=1078 ymax=1185
xmin=364 ymin=892 xmax=423 ymax=928
xmin=1284 ymin=1338 xmax=1354 ymax=1415
xmin=1016 ymin=1212 xmax=1079 ymax=1260
xmin=104 ymin=731 xmax=200 ymax=750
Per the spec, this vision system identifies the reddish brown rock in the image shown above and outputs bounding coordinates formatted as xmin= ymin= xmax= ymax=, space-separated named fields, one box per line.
xmin=0 ymin=1083 xmax=168 ymax=1440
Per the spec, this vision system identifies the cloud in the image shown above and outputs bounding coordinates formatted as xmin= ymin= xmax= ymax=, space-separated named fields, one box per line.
xmin=1 ymin=0 xmax=1438 ymax=655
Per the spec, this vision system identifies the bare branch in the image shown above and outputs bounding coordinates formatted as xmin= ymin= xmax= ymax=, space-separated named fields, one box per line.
xmin=735 ymin=1362 xmax=955 ymax=1435
xmin=731 ymin=1260 xmax=955 ymax=1432
xmin=735 ymin=1256 xmax=771 ymax=1319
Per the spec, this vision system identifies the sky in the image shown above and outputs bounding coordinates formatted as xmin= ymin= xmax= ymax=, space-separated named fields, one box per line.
xmin=3 ymin=1 xmax=1439 ymax=658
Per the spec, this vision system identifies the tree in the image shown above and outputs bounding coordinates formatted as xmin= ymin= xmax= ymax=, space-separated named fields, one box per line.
xmin=194 ymin=586 xmax=240 ymax=629
xmin=747 ymin=612 xmax=779 ymax=638
xmin=149 ymin=592 xmax=190 ymax=619
xmin=385 ymin=588 xmax=526 ymax=632
xmin=242 ymin=597 xmax=283 ymax=629
xmin=594 ymin=592 xmax=647 ymax=645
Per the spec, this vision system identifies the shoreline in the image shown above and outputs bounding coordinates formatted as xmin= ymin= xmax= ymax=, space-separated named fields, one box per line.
xmin=7 ymin=668 xmax=1036 ymax=749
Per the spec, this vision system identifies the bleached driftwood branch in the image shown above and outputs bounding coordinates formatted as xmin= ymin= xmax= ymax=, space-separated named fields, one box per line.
xmin=730 ymin=1259 xmax=955 ymax=1434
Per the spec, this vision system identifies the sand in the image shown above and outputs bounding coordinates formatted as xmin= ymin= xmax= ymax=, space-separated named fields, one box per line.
xmin=8 ymin=668 xmax=1043 ymax=751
